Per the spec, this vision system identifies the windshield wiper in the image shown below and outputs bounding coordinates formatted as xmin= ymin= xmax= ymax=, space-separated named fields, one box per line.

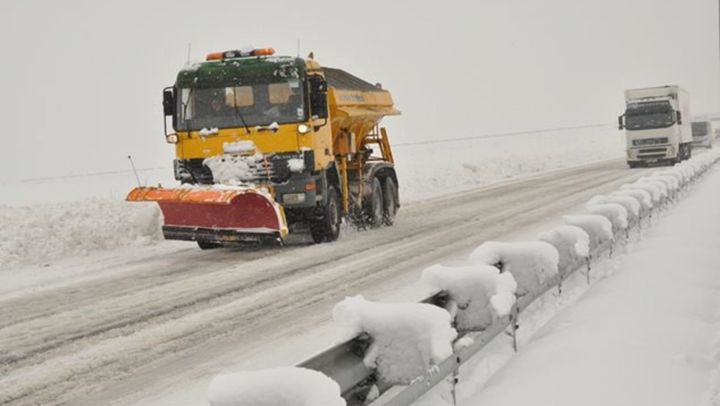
xmin=231 ymin=87 xmax=251 ymax=134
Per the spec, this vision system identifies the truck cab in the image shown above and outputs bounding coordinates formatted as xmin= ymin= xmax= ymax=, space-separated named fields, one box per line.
xmin=618 ymin=85 xmax=692 ymax=168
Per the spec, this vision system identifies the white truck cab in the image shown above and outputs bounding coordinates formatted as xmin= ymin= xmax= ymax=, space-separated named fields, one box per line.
xmin=618 ymin=85 xmax=692 ymax=168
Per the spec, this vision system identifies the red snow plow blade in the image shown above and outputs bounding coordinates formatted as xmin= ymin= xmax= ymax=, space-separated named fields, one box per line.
xmin=127 ymin=186 xmax=288 ymax=244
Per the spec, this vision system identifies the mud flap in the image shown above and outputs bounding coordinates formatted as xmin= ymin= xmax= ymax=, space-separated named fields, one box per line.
xmin=127 ymin=187 xmax=288 ymax=244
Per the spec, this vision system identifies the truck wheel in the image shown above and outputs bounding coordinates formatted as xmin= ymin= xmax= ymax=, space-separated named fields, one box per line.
xmin=367 ymin=177 xmax=384 ymax=226
xmin=197 ymin=240 xmax=222 ymax=250
xmin=382 ymin=178 xmax=398 ymax=225
xmin=627 ymin=161 xmax=639 ymax=169
xmin=686 ymin=144 xmax=692 ymax=159
xmin=310 ymin=186 xmax=341 ymax=243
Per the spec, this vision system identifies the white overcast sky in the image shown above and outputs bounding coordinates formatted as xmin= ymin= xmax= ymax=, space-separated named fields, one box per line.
xmin=0 ymin=0 xmax=717 ymax=180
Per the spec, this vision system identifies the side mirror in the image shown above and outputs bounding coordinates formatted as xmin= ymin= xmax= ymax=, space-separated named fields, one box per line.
xmin=163 ymin=88 xmax=176 ymax=116
xmin=676 ymin=110 xmax=682 ymax=125
xmin=308 ymin=75 xmax=328 ymax=120
xmin=617 ymin=115 xmax=624 ymax=130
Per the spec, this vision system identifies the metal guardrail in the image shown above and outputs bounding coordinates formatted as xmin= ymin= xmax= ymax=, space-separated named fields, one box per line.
xmin=297 ymin=158 xmax=716 ymax=406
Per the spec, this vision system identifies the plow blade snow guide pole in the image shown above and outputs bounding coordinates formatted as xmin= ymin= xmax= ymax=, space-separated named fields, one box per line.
xmin=127 ymin=186 xmax=288 ymax=244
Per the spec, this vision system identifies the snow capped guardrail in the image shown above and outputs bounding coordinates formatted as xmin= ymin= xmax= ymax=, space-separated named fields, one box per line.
xmin=207 ymin=150 xmax=720 ymax=406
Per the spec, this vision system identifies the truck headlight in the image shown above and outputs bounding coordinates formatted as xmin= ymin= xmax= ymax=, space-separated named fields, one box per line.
xmin=297 ymin=124 xmax=311 ymax=134
xmin=283 ymin=193 xmax=306 ymax=205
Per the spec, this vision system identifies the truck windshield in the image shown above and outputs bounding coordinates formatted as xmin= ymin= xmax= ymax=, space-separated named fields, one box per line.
xmin=177 ymin=79 xmax=306 ymax=131
xmin=624 ymin=101 xmax=674 ymax=130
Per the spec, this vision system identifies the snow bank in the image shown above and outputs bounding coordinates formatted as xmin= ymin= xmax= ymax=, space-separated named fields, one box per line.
xmin=207 ymin=367 xmax=345 ymax=406
xmin=0 ymin=199 xmax=162 ymax=269
xmin=562 ymin=214 xmax=613 ymax=252
xmin=332 ymin=295 xmax=457 ymax=384
xmin=588 ymin=194 xmax=640 ymax=217
xmin=421 ymin=264 xmax=517 ymax=331
xmin=586 ymin=202 xmax=628 ymax=230
xmin=537 ymin=225 xmax=590 ymax=274
xmin=469 ymin=241 xmax=559 ymax=295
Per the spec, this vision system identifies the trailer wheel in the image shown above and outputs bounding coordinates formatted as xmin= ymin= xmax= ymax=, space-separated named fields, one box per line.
xmin=368 ymin=177 xmax=384 ymax=226
xmin=311 ymin=186 xmax=341 ymax=243
xmin=382 ymin=178 xmax=398 ymax=225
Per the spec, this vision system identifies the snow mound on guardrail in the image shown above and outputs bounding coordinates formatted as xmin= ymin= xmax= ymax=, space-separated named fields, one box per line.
xmin=586 ymin=202 xmax=628 ymax=230
xmin=332 ymin=295 xmax=457 ymax=384
xmin=422 ymin=264 xmax=517 ymax=330
xmin=563 ymin=214 xmax=613 ymax=251
xmin=589 ymin=195 xmax=640 ymax=218
xmin=208 ymin=367 xmax=345 ymax=406
xmin=538 ymin=225 xmax=589 ymax=274
xmin=613 ymin=189 xmax=652 ymax=210
xmin=0 ymin=199 xmax=162 ymax=269
xmin=469 ymin=241 xmax=559 ymax=295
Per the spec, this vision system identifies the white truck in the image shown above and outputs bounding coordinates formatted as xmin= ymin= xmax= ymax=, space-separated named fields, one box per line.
xmin=618 ymin=85 xmax=692 ymax=168
xmin=691 ymin=120 xmax=714 ymax=148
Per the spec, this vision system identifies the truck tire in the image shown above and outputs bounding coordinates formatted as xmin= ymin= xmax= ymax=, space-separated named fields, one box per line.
xmin=382 ymin=178 xmax=398 ymax=225
xmin=310 ymin=186 xmax=341 ymax=243
xmin=367 ymin=177 xmax=384 ymax=226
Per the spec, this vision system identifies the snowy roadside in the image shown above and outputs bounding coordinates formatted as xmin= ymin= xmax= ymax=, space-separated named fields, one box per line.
xmin=0 ymin=200 xmax=162 ymax=270
xmin=0 ymin=126 xmax=622 ymax=271
xmin=422 ymin=154 xmax=720 ymax=406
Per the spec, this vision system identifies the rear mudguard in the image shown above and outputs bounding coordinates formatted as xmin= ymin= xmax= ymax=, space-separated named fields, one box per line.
xmin=127 ymin=186 xmax=288 ymax=244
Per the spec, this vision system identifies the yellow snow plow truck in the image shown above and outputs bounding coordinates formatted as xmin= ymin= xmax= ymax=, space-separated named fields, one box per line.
xmin=127 ymin=48 xmax=400 ymax=248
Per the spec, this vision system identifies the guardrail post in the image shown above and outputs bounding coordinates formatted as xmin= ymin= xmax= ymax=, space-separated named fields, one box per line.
xmin=509 ymin=304 xmax=519 ymax=352
xmin=585 ymin=257 xmax=591 ymax=284
xmin=451 ymin=356 xmax=460 ymax=405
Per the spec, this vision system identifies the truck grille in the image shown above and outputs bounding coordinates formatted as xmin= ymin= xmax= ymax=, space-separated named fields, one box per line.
xmin=638 ymin=147 xmax=667 ymax=154
xmin=178 ymin=155 xmax=293 ymax=184
xmin=633 ymin=137 xmax=669 ymax=146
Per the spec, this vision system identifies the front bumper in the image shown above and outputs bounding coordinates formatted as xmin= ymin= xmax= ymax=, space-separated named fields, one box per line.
xmin=628 ymin=145 xmax=676 ymax=162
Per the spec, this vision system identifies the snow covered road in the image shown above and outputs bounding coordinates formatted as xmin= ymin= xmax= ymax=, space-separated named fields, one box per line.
xmin=0 ymin=159 xmax=650 ymax=405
